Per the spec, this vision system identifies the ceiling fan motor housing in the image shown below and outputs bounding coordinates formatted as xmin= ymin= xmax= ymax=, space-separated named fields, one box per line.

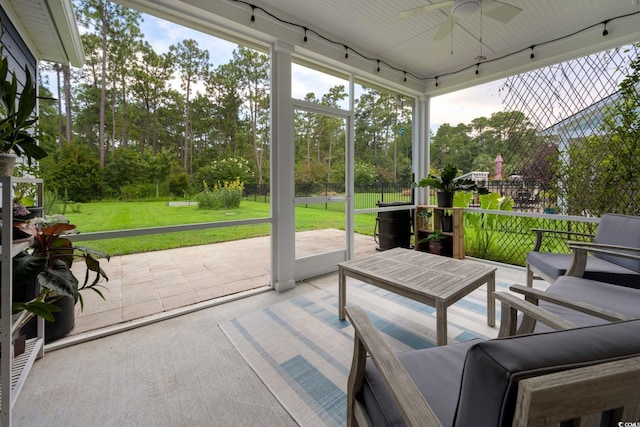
xmin=452 ymin=0 xmax=481 ymax=17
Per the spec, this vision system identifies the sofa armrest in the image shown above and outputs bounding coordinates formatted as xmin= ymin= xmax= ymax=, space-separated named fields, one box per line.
xmin=565 ymin=243 xmax=640 ymax=277
xmin=508 ymin=284 xmax=632 ymax=333
xmin=530 ymin=228 xmax=594 ymax=251
xmin=345 ymin=305 xmax=442 ymax=427
xmin=494 ymin=291 xmax=577 ymax=337
xmin=568 ymin=241 xmax=640 ymax=253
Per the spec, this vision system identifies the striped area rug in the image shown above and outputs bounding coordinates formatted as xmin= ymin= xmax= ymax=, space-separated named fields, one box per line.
xmin=220 ymin=281 xmax=506 ymax=426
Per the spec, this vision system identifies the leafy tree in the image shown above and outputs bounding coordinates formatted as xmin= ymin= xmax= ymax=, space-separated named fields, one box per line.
xmin=144 ymin=148 xmax=176 ymax=197
xmin=205 ymin=63 xmax=243 ymax=158
xmin=560 ymin=52 xmax=640 ymax=216
xmin=229 ymin=47 xmax=270 ymax=184
xmin=430 ymin=123 xmax=478 ymax=171
xmin=103 ymin=146 xmax=144 ymax=193
xmin=169 ymin=39 xmax=210 ymax=173
xmin=43 ymin=142 xmax=103 ymax=202
xmin=35 ymin=85 xmax=60 ymax=157
xmin=77 ymin=0 xmax=141 ymax=166
xmin=130 ymin=42 xmax=173 ymax=154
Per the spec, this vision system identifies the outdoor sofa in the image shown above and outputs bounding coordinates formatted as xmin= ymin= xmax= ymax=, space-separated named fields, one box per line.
xmin=346 ymin=295 xmax=640 ymax=427
xmin=526 ymin=213 xmax=640 ymax=288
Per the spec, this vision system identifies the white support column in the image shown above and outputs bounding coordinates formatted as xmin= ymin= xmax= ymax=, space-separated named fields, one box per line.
xmin=270 ymin=40 xmax=296 ymax=292
xmin=346 ymin=75 xmax=355 ymax=260
xmin=413 ymin=95 xmax=431 ymax=205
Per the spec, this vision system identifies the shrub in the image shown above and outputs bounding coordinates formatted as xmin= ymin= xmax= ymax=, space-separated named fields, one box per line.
xmin=168 ymin=172 xmax=191 ymax=198
xmin=120 ymin=183 xmax=158 ymax=200
xmin=354 ymin=161 xmax=377 ymax=184
xmin=42 ymin=142 xmax=103 ymax=202
xmin=195 ymin=179 xmax=244 ymax=210
xmin=196 ymin=158 xmax=253 ymax=191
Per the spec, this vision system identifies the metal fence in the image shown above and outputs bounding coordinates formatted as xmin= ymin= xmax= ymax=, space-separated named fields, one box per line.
xmin=461 ymin=210 xmax=599 ymax=266
xmin=244 ymin=182 xmax=413 ymax=210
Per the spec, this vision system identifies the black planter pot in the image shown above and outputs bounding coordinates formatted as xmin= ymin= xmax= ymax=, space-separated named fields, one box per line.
xmin=437 ymin=191 xmax=454 ymax=208
xmin=14 ymin=279 xmax=75 ymax=343
xmin=441 ymin=215 xmax=453 ymax=232
xmin=13 ymin=278 xmax=39 ymax=339
xmin=44 ymin=296 xmax=75 ymax=343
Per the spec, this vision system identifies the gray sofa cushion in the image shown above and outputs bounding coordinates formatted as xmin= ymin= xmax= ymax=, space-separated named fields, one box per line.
xmin=533 ymin=276 xmax=640 ymax=332
xmin=526 ymin=251 xmax=640 ymax=288
xmin=361 ymin=339 xmax=478 ymax=427
xmin=454 ymin=319 xmax=640 ymax=427
xmin=593 ymin=213 xmax=640 ymax=272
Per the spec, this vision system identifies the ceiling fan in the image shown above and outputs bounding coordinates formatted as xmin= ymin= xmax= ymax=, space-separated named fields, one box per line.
xmin=398 ymin=0 xmax=522 ymax=41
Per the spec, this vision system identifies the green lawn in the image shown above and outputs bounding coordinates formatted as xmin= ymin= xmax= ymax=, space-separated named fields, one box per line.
xmin=64 ymin=200 xmax=378 ymax=256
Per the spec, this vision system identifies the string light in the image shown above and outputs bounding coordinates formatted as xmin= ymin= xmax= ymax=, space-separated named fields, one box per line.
xmin=228 ymin=1 xmax=638 ymax=87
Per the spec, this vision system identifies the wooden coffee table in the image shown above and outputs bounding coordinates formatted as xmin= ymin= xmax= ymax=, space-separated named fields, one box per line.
xmin=338 ymin=248 xmax=496 ymax=346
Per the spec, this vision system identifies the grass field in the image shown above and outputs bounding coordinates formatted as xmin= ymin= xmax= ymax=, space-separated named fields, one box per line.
xmin=63 ymin=199 xmax=379 ymax=256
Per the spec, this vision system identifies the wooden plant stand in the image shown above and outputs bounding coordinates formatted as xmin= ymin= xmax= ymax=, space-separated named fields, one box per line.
xmin=415 ymin=206 xmax=464 ymax=259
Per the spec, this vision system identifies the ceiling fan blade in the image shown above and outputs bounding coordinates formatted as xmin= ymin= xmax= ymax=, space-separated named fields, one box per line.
xmin=482 ymin=0 xmax=522 ymax=23
xmin=398 ymin=1 xmax=455 ymax=19
xmin=434 ymin=15 xmax=457 ymax=41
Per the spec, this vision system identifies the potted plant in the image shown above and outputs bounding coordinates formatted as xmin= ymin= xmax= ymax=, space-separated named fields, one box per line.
xmin=419 ymin=229 xmax=446 ymax=255
xmin=0 ymin=50 xmax=48 ymax=175
xmin=10 ymin=218 xmax=109 ymax=341
xmin=417 ymin=164 xmax=487 ymax=207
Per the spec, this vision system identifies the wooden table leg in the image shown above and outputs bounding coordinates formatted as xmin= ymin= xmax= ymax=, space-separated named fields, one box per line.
xmin=487 ymin=273 xmax=496 ymax=327
xmin=339 ymin=267 xmax=346 ymax=320
xmin=436 ymin=300 xmax=447 ymax=346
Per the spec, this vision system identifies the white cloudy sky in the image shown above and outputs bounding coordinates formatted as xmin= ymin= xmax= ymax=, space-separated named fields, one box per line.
xmin=139 ymin=13 xmax=505 ymax=132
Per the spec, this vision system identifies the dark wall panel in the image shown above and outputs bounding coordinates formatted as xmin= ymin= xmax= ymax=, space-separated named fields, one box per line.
xmin=0 ymin=5 xmax=37 ymax=89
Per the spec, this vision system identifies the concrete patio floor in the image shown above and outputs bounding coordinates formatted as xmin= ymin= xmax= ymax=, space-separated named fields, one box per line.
xmin=69 ymin=229 xmax=380 ymax=338
xmin=15 ymin=249 xmax=537 ymax=426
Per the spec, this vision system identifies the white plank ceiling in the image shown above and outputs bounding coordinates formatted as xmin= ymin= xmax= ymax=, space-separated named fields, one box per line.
xmin=9 ymin=0 xmax=640 ymax=95
xmin=166 ymin=0 xmax=640 ymax=95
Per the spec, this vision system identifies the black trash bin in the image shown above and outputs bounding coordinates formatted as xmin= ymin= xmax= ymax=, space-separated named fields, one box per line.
xmin=375 ymin=202 xmax=413 ymax=251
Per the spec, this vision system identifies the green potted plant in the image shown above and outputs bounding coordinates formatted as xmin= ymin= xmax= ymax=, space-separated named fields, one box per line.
xmin=0 ymin=49 xmax=48 ymax=175
xmin=10 ymin=219 xmax=109 ymax=341
xmin=417 ymin=164 xmax=487 ymax=207
xmin=419 ymin=229 xmax=446 ymax=255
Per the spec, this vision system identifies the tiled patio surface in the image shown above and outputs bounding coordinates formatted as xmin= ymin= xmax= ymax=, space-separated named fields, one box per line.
xmin=71 ymin=229 xmax=380 ymax=336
